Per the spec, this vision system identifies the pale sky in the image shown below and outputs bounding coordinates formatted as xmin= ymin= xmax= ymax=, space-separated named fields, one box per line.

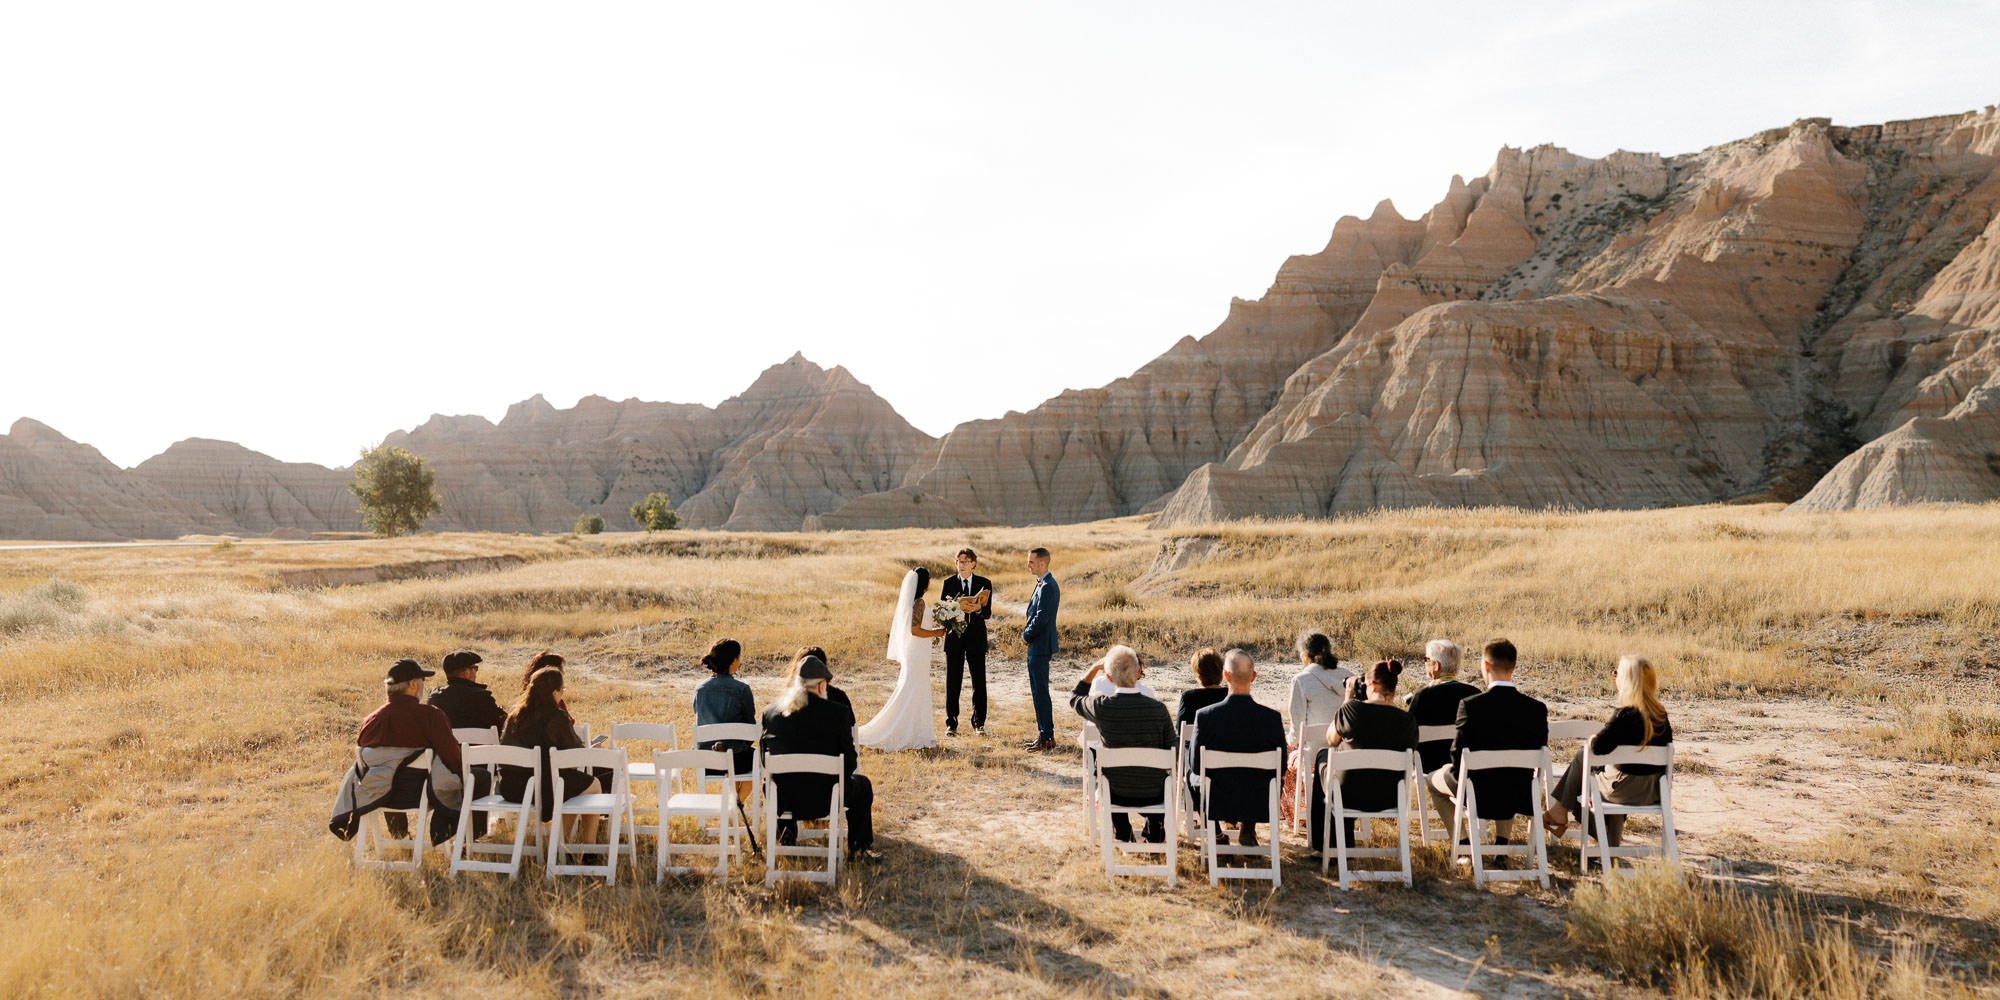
xmin=4 ymin=1 xmax=1996 ymax=469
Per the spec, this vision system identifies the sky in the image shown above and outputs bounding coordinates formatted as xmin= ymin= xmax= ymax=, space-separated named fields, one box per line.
xmin=4 ymin=1 xmax=1997 ymax=469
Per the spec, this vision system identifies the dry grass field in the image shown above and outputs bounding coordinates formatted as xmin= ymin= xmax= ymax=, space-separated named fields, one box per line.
xmin=2 ymin=505 xmax=1998 ymax=998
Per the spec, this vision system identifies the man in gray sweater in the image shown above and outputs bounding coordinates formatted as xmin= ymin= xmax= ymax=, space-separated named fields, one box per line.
xmin=1070 ymin=645 xmax=1174 ymax=842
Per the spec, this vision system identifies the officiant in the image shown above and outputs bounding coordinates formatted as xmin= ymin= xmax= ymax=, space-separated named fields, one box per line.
xmin=942 ymin=547 xmax=993 ymax=737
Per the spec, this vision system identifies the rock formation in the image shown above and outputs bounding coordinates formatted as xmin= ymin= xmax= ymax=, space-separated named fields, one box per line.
xmin=6 ymin=107 xmax=1998 ymax=540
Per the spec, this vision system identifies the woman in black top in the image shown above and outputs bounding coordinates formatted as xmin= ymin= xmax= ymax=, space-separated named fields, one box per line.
xmin=498 ymin=667 xmax=601 ymax=843
xmin=1175 ymin=647 xmax=1229 ymax=730
xmin=1312 ymin=660 xmax=1418 ymax=850
xmin=1543 ymin=655 xmax=1673 ymax=843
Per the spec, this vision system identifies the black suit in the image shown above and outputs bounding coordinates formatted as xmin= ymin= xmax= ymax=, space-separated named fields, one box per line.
xmin=1191 ymin=693 xmax=1286 ymax=835
xmin=1449 ymin=683 xmax=1548 ymax=822
xmin=427 ymin=677 xmax=506 ymax=836
xmin=761 ymin=694 xmax=874 ymax=852
xmin=940 ymin=573 xmax=992 ymax=730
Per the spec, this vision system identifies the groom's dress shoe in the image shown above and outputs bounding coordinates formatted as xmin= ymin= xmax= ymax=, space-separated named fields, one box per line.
xmin=1025 ymin=737 xmax=1056 ymax=752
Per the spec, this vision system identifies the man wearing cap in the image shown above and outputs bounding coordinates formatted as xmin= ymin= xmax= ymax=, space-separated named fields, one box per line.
xmin=760 ymin=655 xmax=878 ymax=861
xmin=330 ymin=659 xmax=464 ymax=845
xmin=427 ymin=650 xmax=506 ymax=731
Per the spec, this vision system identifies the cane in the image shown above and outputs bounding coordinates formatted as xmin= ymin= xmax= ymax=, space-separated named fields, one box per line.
xmin=736 ymin=794 xmax=761 ymax=855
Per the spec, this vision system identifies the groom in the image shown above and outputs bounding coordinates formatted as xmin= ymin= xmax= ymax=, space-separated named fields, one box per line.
xmin=940 ymin=547 xmax=992 ymax=737
xmin=1021 ymin=546 xmax=1060 ymax=751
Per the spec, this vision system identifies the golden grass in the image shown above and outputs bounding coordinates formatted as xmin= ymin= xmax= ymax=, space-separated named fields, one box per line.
xmin=3 ymin=504 xmax=1997 ymax=997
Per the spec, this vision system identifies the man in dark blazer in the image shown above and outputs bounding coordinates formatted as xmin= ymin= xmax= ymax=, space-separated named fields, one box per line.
xmin=761 ymin=656 xmax=877 ymax=859
xmin=425 ymin=649 xmax=505 ymax=836
xmin=1021 ymin=547 xmax=1061 ymax=751
xmin=1404 ymin=639 xmax=1480 ymax=832
xmin=1070 ymin=646 xmax=1173 ymax=842
xmin=1437 ymin=639 xmax=1548 ymax=843
xmin=940 ymin=547 xmax=993 ymax=737
xmin=1190 ymin=650 xmax=1286 ymax=847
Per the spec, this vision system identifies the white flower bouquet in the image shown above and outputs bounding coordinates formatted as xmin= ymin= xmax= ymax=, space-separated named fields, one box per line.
xmin=931 ymin=598 xmax=968 ymax=636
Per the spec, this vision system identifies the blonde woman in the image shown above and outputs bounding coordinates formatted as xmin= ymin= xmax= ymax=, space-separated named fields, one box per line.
xmin=1542 ymin=655 xmax=1673 ymax=843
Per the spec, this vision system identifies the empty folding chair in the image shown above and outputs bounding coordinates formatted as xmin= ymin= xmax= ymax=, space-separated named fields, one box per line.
xmin=653 ymin=748 xmax=737 ymax=881
xmin=452 ymin=727 xmax=500 ymax=747
xmin=692 ymin=722 xmax=763 ymax=828
xmin=1290 ymin=723 xmax=1329 ymax=835
xmin=545 ymin=746 xmax=634 ymax=884
xmin=1078 ymin=721 xmax=1103 ymax=839
xmin=1542 ymin=719 xmax=1600 ymax=851
xmin=1322 ymin=748 xmax=1415 ymax=889
xmin=1197 ymin=748 xmax=1284 ymax=887
xmin=763 ymin=753 xmax=845 ymax=886
xmin=573 ymin=723 xmax=591 ymax=746
xmin=1412 ymin=723 xmax=1456 ymax=841
xmin=1451 ymin=748 xmax=1551 ymax=888
xmin=1580 ymin=744 xmax=1679 ymax=876
xmin=352 ymin=749 xmax=432 ymax=872
xmin=1094 ymin=746 xmax=1177 ymax=886
xmin=449 ymin=744 xmax=540 ymax=879
xmin=611 ymin=722 xmax=677 ymax=841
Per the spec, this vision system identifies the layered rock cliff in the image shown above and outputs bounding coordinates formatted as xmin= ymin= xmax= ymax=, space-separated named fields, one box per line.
xmin=0 ymin=420 xmax=228 ymax=540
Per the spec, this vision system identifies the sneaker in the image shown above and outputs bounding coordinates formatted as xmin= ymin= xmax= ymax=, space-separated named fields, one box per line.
xmin=945 ymin=725 xmax=958 ymax=738
xmin=973 ymin=725 xmax=987 ymax=737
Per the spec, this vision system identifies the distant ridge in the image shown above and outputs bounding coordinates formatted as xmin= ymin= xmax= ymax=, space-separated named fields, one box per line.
xmin=5 ymin=107 xmax=1998 ymax=539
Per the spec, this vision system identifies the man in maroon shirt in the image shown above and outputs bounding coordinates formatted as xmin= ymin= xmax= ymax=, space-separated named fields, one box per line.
xmin=358 ymin=659 xmax=463 ymax=775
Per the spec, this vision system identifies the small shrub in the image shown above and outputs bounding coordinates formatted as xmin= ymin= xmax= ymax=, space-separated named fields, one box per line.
xmin=573 ymin=513 xmax=605 ymax=535
xmin=30 ymin=577 xmax=89 ymax=612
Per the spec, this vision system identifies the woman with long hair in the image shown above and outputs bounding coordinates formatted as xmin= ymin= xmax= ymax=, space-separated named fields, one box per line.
xmin=521 ymin=650 xmax=565 ymax=692
xmin=857 ymin=565 xmax=945 ymax=751
xmin=497 ymin=666 xmax=601 ymax=845
xmin=1542 ymin=655 xmax=1673 ymax=843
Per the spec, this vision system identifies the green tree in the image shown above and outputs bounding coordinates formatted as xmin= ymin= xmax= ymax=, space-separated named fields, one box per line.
xmin=348 ymin=444 xmax=443 ymax=538
xmin=573 ymin=512 xmax=605 ymax=535
xmin=629 ymin=492 xmax=680 ymax=532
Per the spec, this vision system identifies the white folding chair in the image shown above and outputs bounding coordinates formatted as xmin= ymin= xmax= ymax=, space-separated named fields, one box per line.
xmin=1197 ymin=748 xmax=1284 ymax=887
xmin=611 ymin=722 xmax=678 ymax=840
xmin=573 ymin=722 xmax=591 ymax=746
xmin=1322 ymin=748 xmax=1415 ymax=889
xmin=654 ymin=748 xmax=737 ymax=881
xmin=1290 ymin=723 xmax=1329 ymax=834
xmin=1451 ymin=748 xmax=1551 ymax=888
xmin=1177 ymin=722 xmax=1200 ymax=840
xmin=1412 ymin=724 xmax=1456 ymax=841
xmin=1079 ymin=721 xmax=1103 ymax=839
xmin=448 ymin=744 xmax=540 ymax=878
xmin=763 ymin=753 xmax=845 ymax=886
xmin=1094 ymin=747 xmax=1177 ymax=886
xmin=693 ymin=722 xmax=763 ymax=827
xmin=453 ymin=726 xmax=500 ymax=748
xmin=352 ymin=749 xmax=432 ymax=871
xmin=1542 ymin=719 xmax=1600 ymax=850
xmin=545 ymin=746 xmax=633 ymax=884
xmin=1581 ymin=744 xmax=1679 ymax=875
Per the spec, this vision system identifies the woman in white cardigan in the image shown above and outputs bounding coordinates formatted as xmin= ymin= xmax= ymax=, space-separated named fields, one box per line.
xmin=1279 ymin=631 xmax=1352 ymax=826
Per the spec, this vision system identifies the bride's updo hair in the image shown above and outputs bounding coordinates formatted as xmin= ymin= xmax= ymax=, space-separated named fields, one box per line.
xmin=911 ymin=566 xmax=931 ymax=599
xmin=701 ymin=639 xmax=741 ymax=674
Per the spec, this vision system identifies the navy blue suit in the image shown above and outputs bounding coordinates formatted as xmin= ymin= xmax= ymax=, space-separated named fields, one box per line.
xmin=1021 ymin=572 xmax=1060 ymax=741
xmin=1192 ymin=693 xmax=1286 ymax=836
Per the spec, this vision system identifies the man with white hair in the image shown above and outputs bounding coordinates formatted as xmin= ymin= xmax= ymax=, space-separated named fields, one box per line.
xmin=1190 ymin=649 xmax=1286 ymax=847
xmin=1070 ymin=645 xmax=1174 ymax=842
xmin=1404 ymin=639 xmax=1479 ymax=834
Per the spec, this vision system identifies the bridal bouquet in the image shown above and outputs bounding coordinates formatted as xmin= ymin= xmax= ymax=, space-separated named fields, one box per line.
xmin=931 ymin=598 xmax=968 ymax=636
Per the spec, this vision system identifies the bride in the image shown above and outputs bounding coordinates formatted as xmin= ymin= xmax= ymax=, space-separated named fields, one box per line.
xmin=858 ymin=566 xmax=946 ymax=751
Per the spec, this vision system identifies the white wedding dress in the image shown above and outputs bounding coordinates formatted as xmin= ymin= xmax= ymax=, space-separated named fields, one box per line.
xmin=857 ymin=570 xmax=938 ymax=751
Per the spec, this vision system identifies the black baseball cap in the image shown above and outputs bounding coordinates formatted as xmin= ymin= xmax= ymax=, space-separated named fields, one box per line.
xmin=385 ymin=658 xmax=436 ymax=685
xmin=441 ymin=650 xmax=483 ymax=673
xmin=796 ymin=655 xmax=833 ymax=682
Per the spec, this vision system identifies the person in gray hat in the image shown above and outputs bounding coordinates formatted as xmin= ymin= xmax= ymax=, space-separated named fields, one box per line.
xmin=760 ymin=655 xmax=878 ymax=860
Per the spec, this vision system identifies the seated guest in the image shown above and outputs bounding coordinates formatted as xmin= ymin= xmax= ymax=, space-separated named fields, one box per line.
xmin=1281 ymin=631 xmax=1353 ymax=827
xmin=1175 ymin=648 xmax=1229 ymax=730
xmin=520 ymin=650 xmax=565 ymax=692
xmin=1433 ymin=639 xmax=1548 ymax=845
xmin=1543 ymin=655 xmax=1673 ymax=844
xmin=761 ymin=656 xmax=877 ymax=860
xmin=1313 ymin=660 xmax=1418 ymax=851
xmin=1070 ymin=645 xmax=1174 ymax=843
xmin=335 ymin=658 xmax=465 ymax=843
xmin=794 ymin=645 xmax=851 ymax=713
xmin=694 ymin=639 xmax=756 ymax=800
xmin=498 ymin=667 xmax=601 ymax=845
xmin=1404 ymin=639 xmax=1478 ymax=835
xmin=1190 ymin=649 xmax=1286 ymax=847
xmin=428 ymin=649 xmax=506 ymax=730
xmin=1089 ymin=663 xmax=1157 ymax=701
xmin=425 ymin=648 xmax=505 ymax=835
